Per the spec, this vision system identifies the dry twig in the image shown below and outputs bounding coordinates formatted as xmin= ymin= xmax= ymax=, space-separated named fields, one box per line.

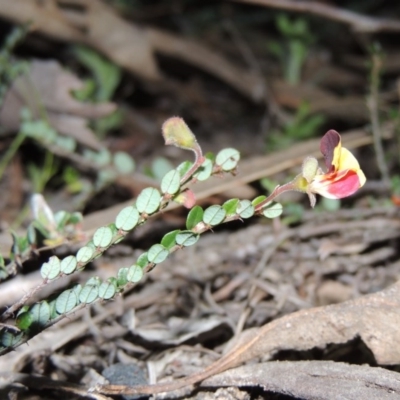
xmin=233 ymin=0 xmax=400 ymax=33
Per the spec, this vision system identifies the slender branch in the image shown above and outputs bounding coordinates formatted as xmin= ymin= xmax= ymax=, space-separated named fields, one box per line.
xmin=367 ymin=51 xmax=390 ymax=184
xmin=232 ymin=0 xmax=400 ymax=33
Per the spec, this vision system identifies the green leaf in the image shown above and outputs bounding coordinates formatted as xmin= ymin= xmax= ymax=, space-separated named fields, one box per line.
xmin=161 ymin=230 xmax=180 ymax=249
xmin=114 ymin=152 xmax=135 ymax=175
xmin=176 ymin=231 xmax=200 ymax=247
xmin=252 ymin=195 xmax=267 ymax=206
xmin=29 ymin=302 xmax=50 ymax=327
xmin=86 ymin=276 xmax=101 ymax=286
xmin=151 ymin=157 xmax=175 ymax=181
xmin=1 ymin=331 xmax=23 ymax=348
xmin=73 ymin=45 xmax=121 ymax=101
xmin=147 ymin=244 xmax=169 ymax=264
xmin=48 ymin=299 xmax=58 ymax=320
xmin=236 ymin=200 xmax=255 ymax=219
xmin=215 ymin=148 xmax=240 ymax=171
xmin=136 ymin=253 xmax=148 ymax=268
xmin=56 ymin=290 xmax=78 ymax=314
xmin=117 ymin=267 xmax=129 ymax=286
xmin=115 ymin=206 xmax=139 ymax=231
xmin=55 ymin=136 xmax=76 ymax=153
xmin=161 ymin=169 xmax=181 ymax=195
xmin=69 ymin=212 xmax=83 ymax=225
xmin=76 ymin=246 xmax=94 ymax=263
xmin=79 ymin=284 xmax=99 ymax=304
xmin=41 ymin=256 xmax=61 ymax=280
xmin=27 ymin=223 xmax=36 ymax=245
xmin=194 ymin=158 xmax=213 ymax=181
xmin=262 ymin=202 xmax=283 ymax=218
xmin=126 ymin=265 xmax=143 ymax=283
xmin=222 ymin=198 xmax=240 ymax=215
xmin=136 ymin=188 xmax=161 ymax=214
xmin=186 ymin=205 xmax=204 ymax=230
xmin=16 ymin=312 xmax=33 ymax=330
xmin=54 ymin=210 xmax=70 ymax=230
xmin=176 ymin=161 xmax=192 ymax=177
xmin=60 ymin=255 xmax=77 ymax=275
xmin=98 ymin=281 xmax=117 ymax=299
xmin=203 ymin=205 xmax=226 ymax=226
xmin=73 ymin=284 xmax=82 ymax=297
xmin=93 ymin=226 xmax=113 ymax=248
xmin=321 ymin=197 xmax=341 ymax=211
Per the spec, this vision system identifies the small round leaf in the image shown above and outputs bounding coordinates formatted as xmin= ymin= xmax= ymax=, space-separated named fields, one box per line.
xmin=41 ymin=256 xmax=61 ymax=280
xmin=98 ymin=281 xmax=117 ymax=299
xmin=222 ymin=198 xmax=240 ymax=215
xmin=186 ymin=205 xmax=204 ymax=230
xmin=127 ymin=265 xmax=143 ymax=283
xmin=215 ymin=148 xmax=240 ymax=171
xmin=1 ymin=331 xmax=23 ymax=348
xmin=87 ymin=276 xmax=101 ymax=286
xmin=115 ymin=206 xmax=139 ymax=231
xmin=177 ymin=160 xmax=192 ymax=177
xmin=29 ymin=302 xmax=50 ymax=326
xmin=56 ymin=290 xmax=78 ymax=314
xmin=136 ymin=188 xmax=161 ymax=214
xmin=79 ymin=284 xmax=99 ymax=304
xmin=117 ymin=267 xmax=129 ymax=286
xmin=252 ymin=195 xmax=267 ymax=206
xmin=114 ymin=151 xmax=135 ymax=174
xmin=136 ymin=253 xmax=148 ymax=268
xmin=203 ymin=205 xmax=226 ymax=226
xmin=147 ymin=244 xmax=169 ymax=264
xmin=236 ymin=200 xmax=255 ymax=219
xmin=194 ymin=158 xmax=213 ymax=181
xmin=60 ymin=255 xmax=77 ymax=275
xmin=93 ymin=226 xmax=113 ymax=248
xmin=176 ymin=231 xmax=200 ymax=247
xmin=262 ymin=202 xmax=283 ymax=219
xmin=161 ymin=169 xmax=181 ymax=195
xmin=16 ymin=312 xmax=33 ymax=330
xmin=76 ymin=246 xmax=94 ymax=263
xmin=161 ymin=230 xmax=180 ymax=250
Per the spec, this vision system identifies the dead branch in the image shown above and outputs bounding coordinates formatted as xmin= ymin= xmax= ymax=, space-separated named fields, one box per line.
xmin=0 ymin=0 xmax=265 ymax=101
xmin=233 ymin=0 xmax=400 ymax=33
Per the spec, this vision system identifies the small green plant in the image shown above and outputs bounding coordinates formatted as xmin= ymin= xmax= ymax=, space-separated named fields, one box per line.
xmin=73 ymin=45 xmax=123 ymax=135
xmin=267 ymin=102 xmax=325 ymax=150
xmin=269 ymin=13 xmax=314 ymax=85
xmin=0 ymin=119 xmax=366 ymax=355
xmin=0 ymin=25 xmax=29 ymax=108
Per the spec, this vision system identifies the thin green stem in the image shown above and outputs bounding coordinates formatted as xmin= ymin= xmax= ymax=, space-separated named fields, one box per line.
xmin=0 ymin=131 xmax=25 ymax=180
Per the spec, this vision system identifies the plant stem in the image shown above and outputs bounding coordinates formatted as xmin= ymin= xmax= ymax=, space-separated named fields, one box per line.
xmin=0 ymin=131 xmax=25 ymax=180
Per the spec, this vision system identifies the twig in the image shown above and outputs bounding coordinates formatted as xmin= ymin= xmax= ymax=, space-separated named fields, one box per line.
xmin=367 ymin=50 xmax=390 ymax=184
xmin=232 ymin=0 xmax=400 ymax=33
xmin=0 ymin=372 xmax=111 ymax=400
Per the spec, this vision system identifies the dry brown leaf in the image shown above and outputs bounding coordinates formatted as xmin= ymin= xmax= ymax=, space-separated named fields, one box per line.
xmin=97 ymin=279 xmax=400 ymax=396
xmin=201 ymin=361 xmax=400 ymax=400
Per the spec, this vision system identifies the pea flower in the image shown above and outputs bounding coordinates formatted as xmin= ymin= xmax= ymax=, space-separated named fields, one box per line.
xmin=294 ymin=130 xmax=366 ymax=207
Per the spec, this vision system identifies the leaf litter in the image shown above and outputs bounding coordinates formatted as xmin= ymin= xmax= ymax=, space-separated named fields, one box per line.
xmin=1 ymin=2 xmax=400 ymax=399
